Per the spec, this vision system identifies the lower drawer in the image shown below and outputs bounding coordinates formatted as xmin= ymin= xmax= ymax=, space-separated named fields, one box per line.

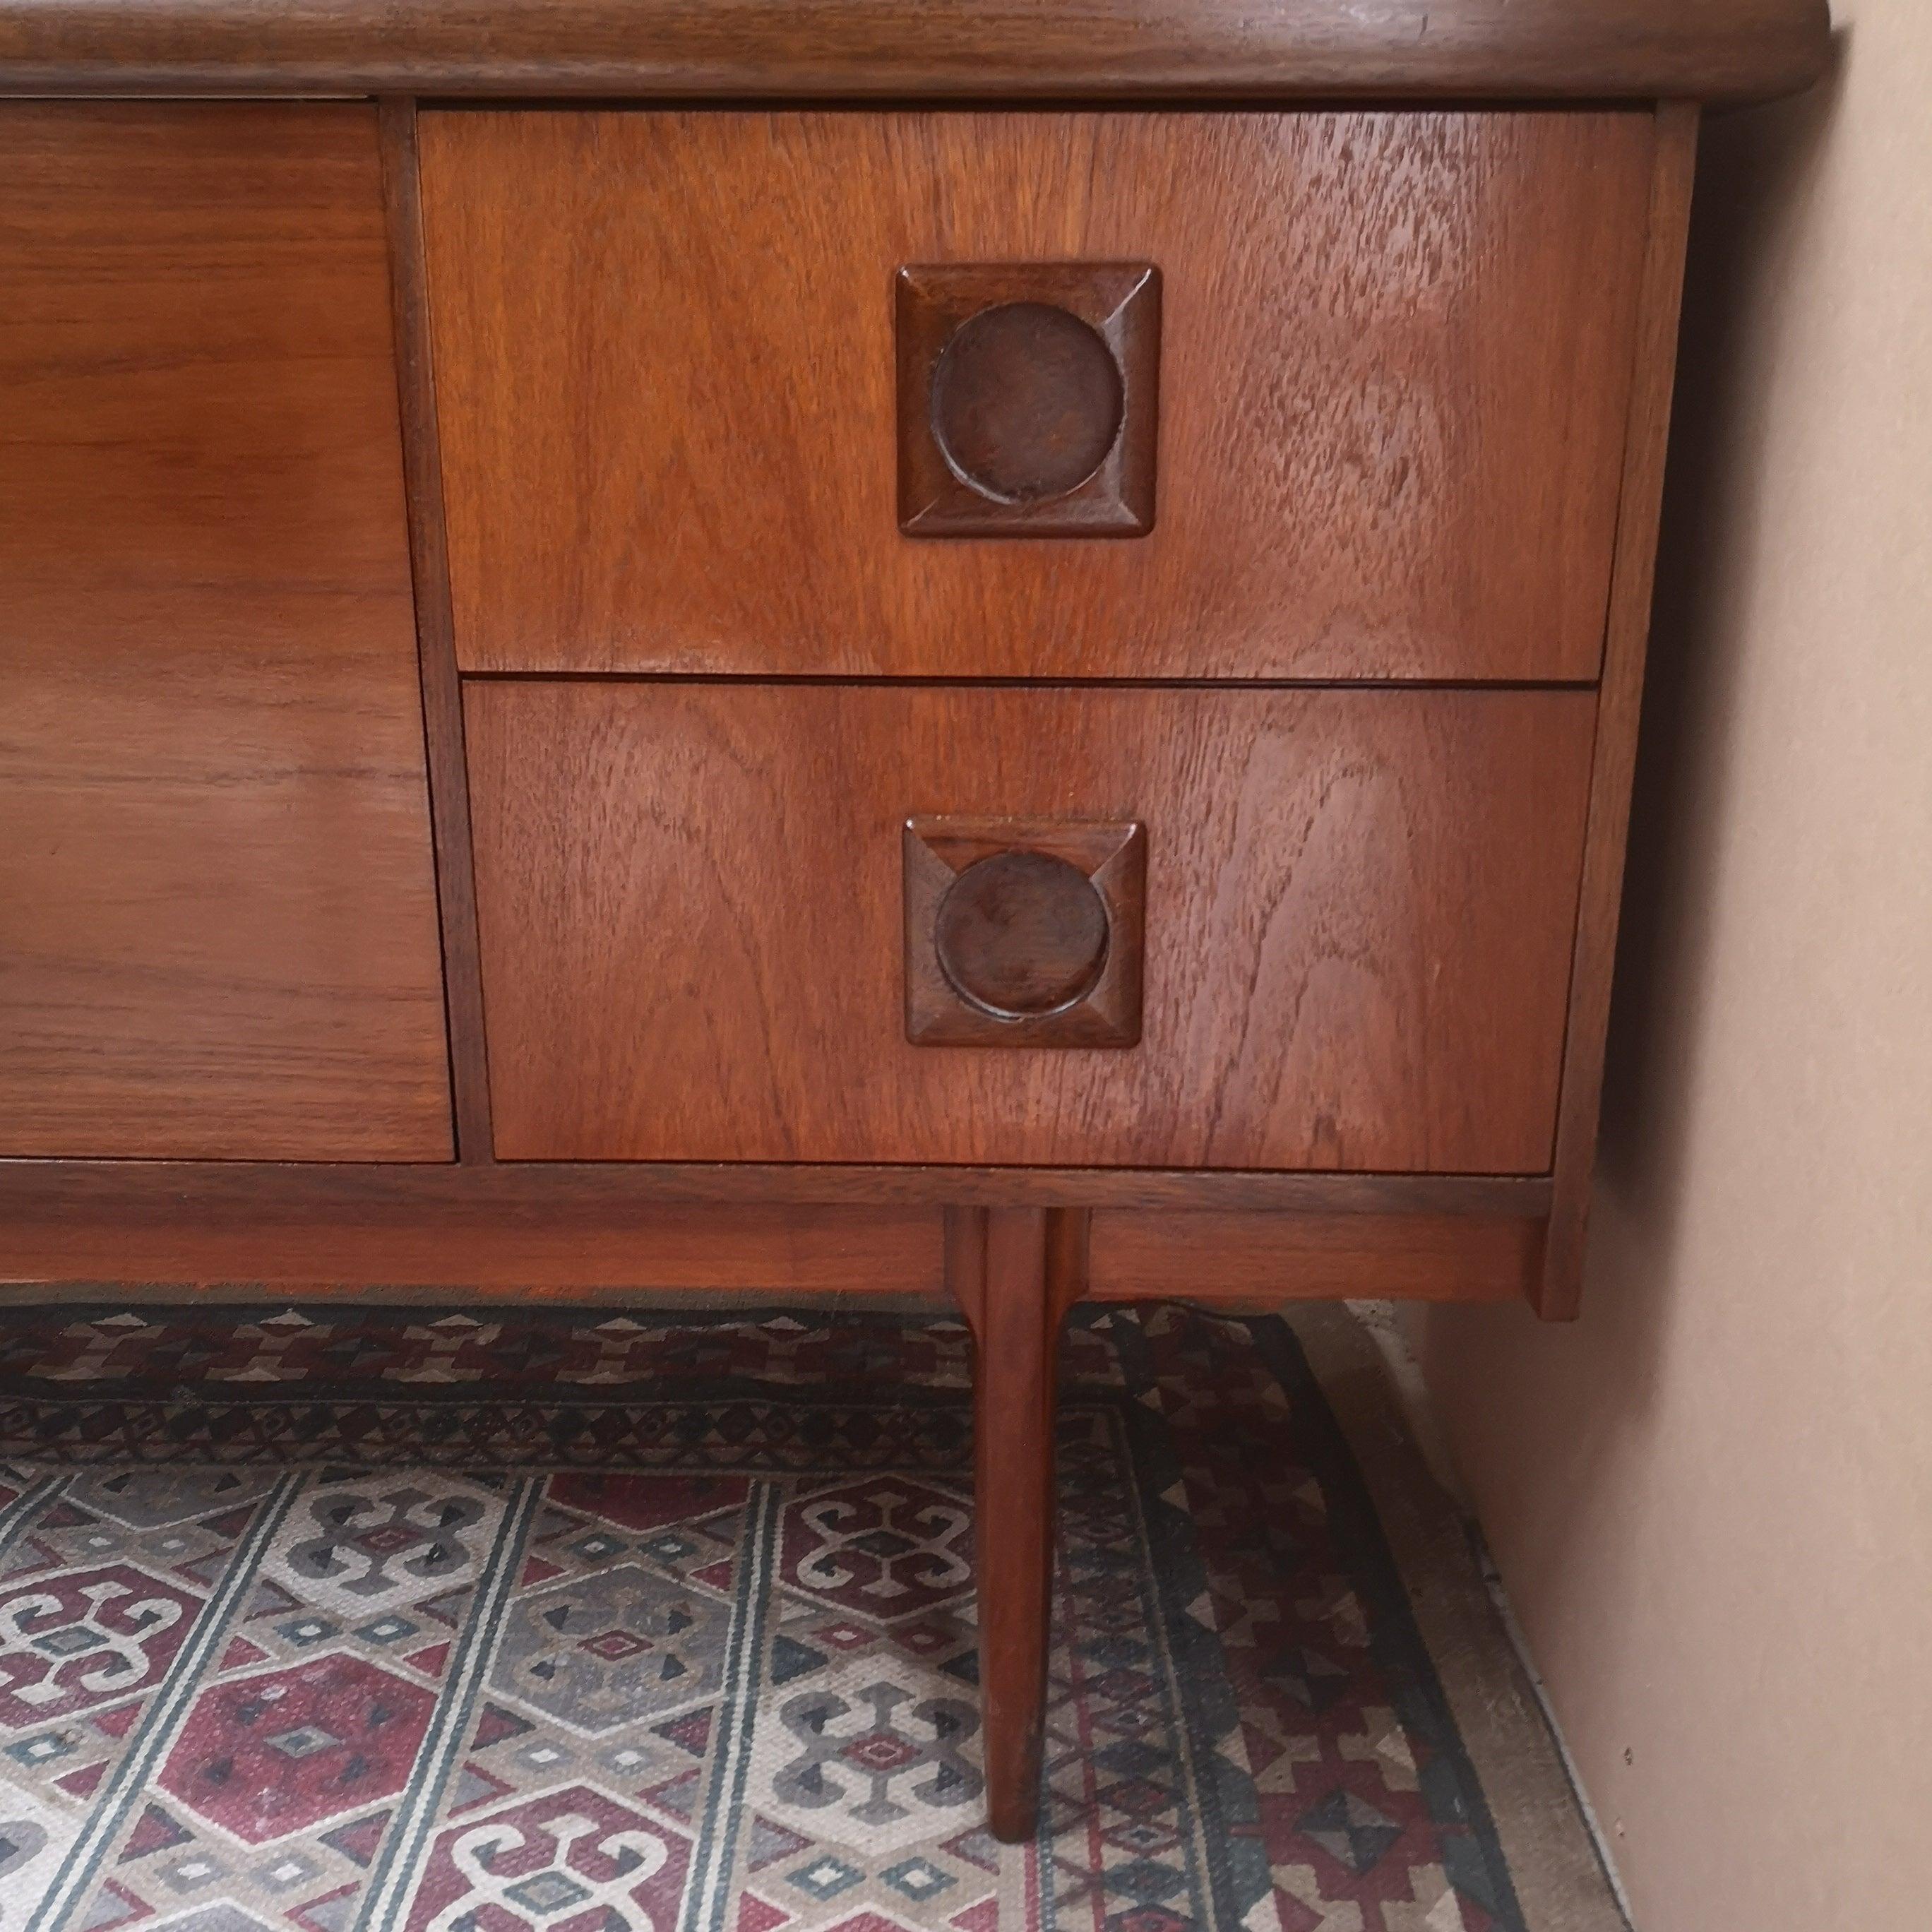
xmin=465 ymin=684 xmax=1594 ymax=1171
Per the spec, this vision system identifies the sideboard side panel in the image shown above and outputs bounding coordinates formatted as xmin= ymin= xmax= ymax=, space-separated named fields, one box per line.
xmin=1539 ymin=104 xmax=1701 ymax=1316
xmin=0 ymin=102 xmax=453 ymax=1159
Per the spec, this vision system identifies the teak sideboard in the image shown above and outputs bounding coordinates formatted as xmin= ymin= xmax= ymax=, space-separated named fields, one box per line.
xmin=0 ymin=0 xmax=1830 ymax=1839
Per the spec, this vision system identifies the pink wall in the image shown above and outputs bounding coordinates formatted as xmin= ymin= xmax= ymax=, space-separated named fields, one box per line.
xmin=1425 ymin=7 xmax=1932 ymax=1928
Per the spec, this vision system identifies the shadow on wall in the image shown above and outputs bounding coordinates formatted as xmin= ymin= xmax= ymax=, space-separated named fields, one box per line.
xmin=1421 ymin=29 xmax=1852 ymax=1635
xmin=1581 ymin=37 xmax=1851 ymax=1391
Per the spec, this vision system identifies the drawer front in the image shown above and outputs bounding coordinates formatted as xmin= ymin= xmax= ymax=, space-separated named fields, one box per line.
xmin=422 ymin=110 xmax=1654 ymax=683
xmin=466 ymin=685 xmax=1594 ymax=1171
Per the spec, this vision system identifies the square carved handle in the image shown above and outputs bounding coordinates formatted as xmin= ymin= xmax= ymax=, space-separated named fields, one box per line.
xmin=896 ymin=263 xmax=1161 ymax=538
xmin=903 ymin=816 xmax=1145 ymax=1047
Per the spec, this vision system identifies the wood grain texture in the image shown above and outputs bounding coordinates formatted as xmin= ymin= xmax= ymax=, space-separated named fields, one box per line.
xmin=0 ymin=1198 xmax=942 ymax=1294
xmin=465 ymin=683 xmax=1596 ymax=1171
xmin=379 ymin=97 xmax=494 ymax=1161
xmin=0 ymin=1165 xmax=1539 ymax=1301
xmin=1090 ymin=1210 xmax=1540 ymax=1303
xmin=0 ymin=1278 xmax=947 ymax=1311
xmin=0 ymin=103 xmax=451 ymax=1161
xmin=0 ymin=1161 xmax=1554 ymax=1218
xmin=1539 ymin=106 xmax=1700 ymax=1320
xmin=947 ymin=1205 xmax=1086 ymax=1841
xmin=422 ymin=109 xmax=1653 ymax=682
xmin=0 ymin=0 xmax=1833 ymax=105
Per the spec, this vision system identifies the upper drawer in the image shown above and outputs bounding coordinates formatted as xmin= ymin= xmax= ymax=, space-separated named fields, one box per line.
xmin=419 ymin=110 xmax=1655 ymax=681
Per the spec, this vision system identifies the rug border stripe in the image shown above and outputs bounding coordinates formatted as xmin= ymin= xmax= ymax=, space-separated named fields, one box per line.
xmin=677 ymin=1478 xmax=785 ymax=1932
xmin=1243 ymin=1312 xmax=1532 ymax=1932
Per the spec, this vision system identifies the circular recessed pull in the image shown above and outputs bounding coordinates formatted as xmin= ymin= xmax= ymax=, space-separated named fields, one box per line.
xmin=934 ymin=849 xmax=1111 ymax=1019
xmin=929 ymin=302 xmax=1125 ymax=505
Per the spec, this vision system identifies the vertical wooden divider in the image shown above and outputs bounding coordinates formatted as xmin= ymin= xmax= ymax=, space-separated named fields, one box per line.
xmin=379 ymin=95 xmax=496 ymax=1162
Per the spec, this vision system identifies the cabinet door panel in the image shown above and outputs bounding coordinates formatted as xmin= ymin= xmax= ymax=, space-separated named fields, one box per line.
xmin=0 ymin=104 xmax=453 ymax=1160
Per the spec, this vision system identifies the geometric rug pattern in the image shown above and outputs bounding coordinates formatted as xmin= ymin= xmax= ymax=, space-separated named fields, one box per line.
xmin=0 ymin=1301 xmax=1525 ymax=1931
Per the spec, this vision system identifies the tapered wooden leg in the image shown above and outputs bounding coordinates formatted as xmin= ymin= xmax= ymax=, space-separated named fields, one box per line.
xmin=946 ymin=1205 xmax=1088 ymax=1842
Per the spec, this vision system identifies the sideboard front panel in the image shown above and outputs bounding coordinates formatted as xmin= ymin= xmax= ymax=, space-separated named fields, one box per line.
xmin=466 ymin=683 xmax=1595 ymax=1171
xmin=421 ymin=109 xmax=1654 ymax=683
xmin=0 ymin=105 xmax=454 ymax=1160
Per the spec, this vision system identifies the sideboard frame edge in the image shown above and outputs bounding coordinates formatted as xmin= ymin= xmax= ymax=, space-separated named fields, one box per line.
xmin=380 ymin=93 xmax=497 ymax=1163
xmin=0 ymin=1162 xmax=1545 ymax=1299
xmin=1539 ymin=100 xmax=1700 ymax=1319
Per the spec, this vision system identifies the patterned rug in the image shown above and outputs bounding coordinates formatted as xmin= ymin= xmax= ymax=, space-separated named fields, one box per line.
xmin=0 ymin=1300 xmax=1524 ymax=1932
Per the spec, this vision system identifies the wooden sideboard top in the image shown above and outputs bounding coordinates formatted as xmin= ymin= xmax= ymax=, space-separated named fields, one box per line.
xmin=0 ymin=0 xmax=1830 ymax=105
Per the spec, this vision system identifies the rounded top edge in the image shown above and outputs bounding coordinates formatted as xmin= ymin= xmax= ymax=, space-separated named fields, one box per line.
xmin=0 ymin=0 xmax=1835 ymax=106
